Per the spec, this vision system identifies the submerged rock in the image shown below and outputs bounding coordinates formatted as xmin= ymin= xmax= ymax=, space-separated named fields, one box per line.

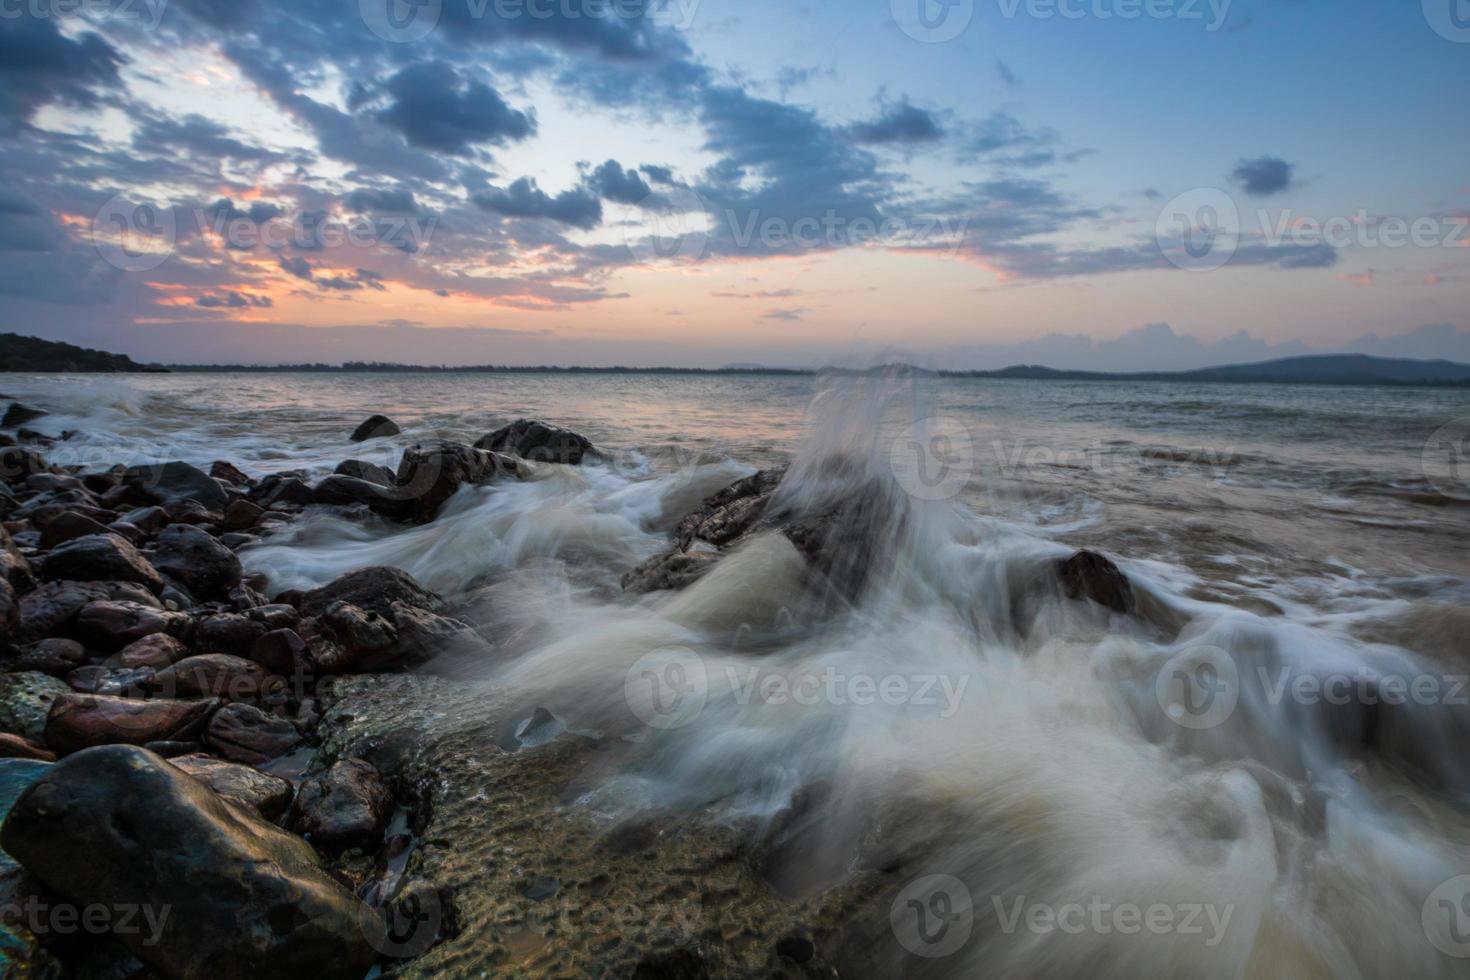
xmin=394 ymin=441 xmax=519 ymax=523
xmin=350 ymin=414 xmax=401 ymax=442
xmin=149 ymin=523 xmax=242 ymax=599
xmin=37 ymin=534 xmax=163 ymax=594
xmin=1 ymin=745 xmax=376 ymax=979
xmin=1 ymin=403 xmax=46 ymax=429
xmin=621 ymin=549 xmax=721 ymax=595
xmin=475 ymin=418 xmax=594 ymax=465
xmin=289 ymin=758 xmax=393 ymax=855
xmin=1056 ymin=550 xmax=1135 ymax=614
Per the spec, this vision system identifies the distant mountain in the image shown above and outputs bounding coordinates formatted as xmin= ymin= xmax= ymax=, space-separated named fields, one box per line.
xmin=0 ymin=333 xmax=165 ymax=373
xmin=964 ymin=354 xmax=1470 ymax=386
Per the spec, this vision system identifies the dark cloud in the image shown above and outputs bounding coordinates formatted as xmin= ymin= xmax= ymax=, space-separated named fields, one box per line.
xmin=473 ymin=177 xmax=604 ymax=229
xmin=0 ymin=16 xmax=123 ymax=130
xmin=134 ymin=113 xmax=291 ymax=164
xmin=996 ymin=60 xmax=1020 ymax=87
xmin=318 ymin=268 xmax=387 ymax=292
xmin=846 ymin=99 xmax=944 ymax=145
xmin=589 ymin=160 xmax=653 ymax=204
xmin=346 ymin=188 xmax=419 ymax=214
xmin=1231 ymin=156 xmax=1295 ymax=197
xmin=277 ymin=255 xmax=314 ymax=280
xmin=375 ymin=62 xmax=535 ymax=155
xmin=196 ymin=290 xmax=273 ymax=308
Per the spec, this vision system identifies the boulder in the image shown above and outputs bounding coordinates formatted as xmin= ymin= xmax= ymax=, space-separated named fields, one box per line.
xmin=11 ymin=637 xmax=88 ymax=677
xmin=1 ymin=745 xmax=377 ymax=979
xmin=394 ymin=440 xmax=519 ymax=523
xmin=250 ymin=628 xmax=309 ymax=677
xmin=289 ymin=758 xmax=393 ymax=854
xmin=209 ymin=460 xmax=251 ymax=486
xmin=621 ymin=550 xmax=721 ymax=595
xmin=334 ymin=459 xmax=394 ymax=486
xmin=675 ymin=467 xmax=786 ymax=551
xmin=116 ymin=505 xmax=170 ymax=535
xmin=44 ymin=693 xmax=218 ymax=755
xmin=165 ymin=498 xmax=221 ymax=525
xmin=168 ymin=753 xmax=294 ymax=821
xmin=67 ymin=664 xmax=157 ymax=697
xmin=350 ymin=414 xmax=401 ymax=442
xmin=0 ymin=672 xmax=72 ymax=741
xmin=475 ymin=418 xmax=594 ymax=465
xmin=116 ymin=632 xmax=188 ymax=670
xmin=221 ymin=499 xmax=263 ymax=532
xmin=298 ymin=565 xmax=442 ymax=619
xmin=1056 ymin=550 xmax=1135 ymax=614
xmin=38 ymin=511 xmax=111 ymax=549
xmin=0 ymin=446 xmax=48 ymax=485
xmin=154 ymin=655 xmax=277 ymax=701
xmin=1 ymin=403 xmax=46 ymax=428
xmin=18 ymin=580 xmax=156 ymax=641
xmin=0 ymin=732 xmax=54 ymax=762
xmin=193 ymin=612 xmax=269 ymax=658
xmin=121 ymin=460 xmax=229 ymax=512
xmin=150 ymin=523 xmax=242 ymax=599
xmin=0 ymin=525 xmax=32 ymax=591
xmin=309 ymin=475 xmax=416 ymax=522
xmin=309 ymin=600 xmax=486 ymax=675
xmin=205 ymin=702 xmax=301 ymax=765
xmin=254 ymin=475 xmax=316 ymax=508
xmin=38 ymin=534 xmax=163 ymax=593
xmin=76 ymin=599 xmax=185 ymax=650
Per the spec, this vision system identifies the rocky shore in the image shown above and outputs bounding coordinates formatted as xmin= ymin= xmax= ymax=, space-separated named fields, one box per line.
xmin=0 ymin=400 xmax=1153 ymax=979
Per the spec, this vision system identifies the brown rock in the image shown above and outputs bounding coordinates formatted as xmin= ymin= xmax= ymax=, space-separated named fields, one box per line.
xmin=221 ymin=499 xmax=263 ymax=532
xmin=116 ymin=632 xmax=188 ymax=670
xmin=154 ymin=654 xmax=277 ymax=701
xmin=149 ymin=523 xmax=242 ymax=599
xmin=298 ymin=565 xmax=442 ymax=618
xmin=76 ymin=599 xmax=184 ymax=650
xmin=209 ymin=460 xmax=251 ymax=486
xmin=0 ymin=731 xmax=55 ymax=761
xmin=393 ymin=440 xmax=519 ymax=523
xmin=39 ymin=511 xmax=111 ymax=549
xmin=37 ymin=533 xmax=163 ymax=593
xmin=289 ymin=758 xmax=393 ymax=854
xmin=205 ymin=702 xmax=301 ymax=764
xmin=45 ymin=693 xmax=218 ymax=755
xmin=193 ymin=612 xmax=269 ymax=658
xmin=169 ymin=752 xmax=293 ymax=820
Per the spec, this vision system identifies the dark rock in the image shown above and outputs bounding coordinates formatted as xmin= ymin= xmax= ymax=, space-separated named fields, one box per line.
xmin=154 ymin=655 xmax=277 ymax=701
xmin=38 ymin=511 xmax=111 ymax=549
xmin=0 ymin=446 xmax=48 ymax=485
xmin=1 ymin=403 xmax=46 ymax=428
xmin=104 ymin=520 xmax=145 ymax=544
xmin=334 ymin=458 xmax=394 ymax=486
xmin=0 ymin=672 xmax=72 ymax=741
xmin=246 ymin=603 xmax=300 ymax=631
xmin=209 ymin=460 xmax=251 ymax=486
xmin=67 ymin=664 xmax=156 ymax=697
xmin=220 ymin=532 xmax=261 ymax=549
xmin=116 ymin=632 xmax=188 ymax=670
xmin=621 ymin=550 xmax=721 ymax=594
xmin=350 ymin=414 xmax=401 ymax=442
xmin=394 ymin=440 xmax=519 ymax=523
xmin=81 ymin=469 xmax=122 ymax=494
xmin=98 ymin=480 xmax=157 ymax=510
xmin=775 ymin=935 xmax=815 ymax=964
xmin=150 ymin=523 xmax=242 ymax=599
xmin=38 ymin=534 xmax=163 ymax=593
xmin=250 ymin=628 xmax=308 ymax=676
xmin=0 ymin=577 xmax=14 ymax=648
xmin=25 ymin=473 xmax=81 ymax=493
xmin=221 ymin=499 xmax=263 ymax=532
xmin=0 ymin=525 xmax=32 ymax=591
xmin=255 ymin=475 xmax=316 ymax=508
xmin=1 ymin=745 xmax=377 ymax=979
xmin=165 ymin=497 xmax=221 ymax=525
xmin=475 ymin=418 xmax=594 ymax=465
xmin=0 ymin=731 xmax=54 ymax=762
xmin=44 ymin=693 xmax=218 ymax=754
xmin=18 ymin=580 xmax=144 ymax=641
xmin=1056 ymin=550 xmax=1136 ymax=614
xmin=15 ymin=428 xmax=53 ymax=446
xmin=309 ymin=600 xmax=485 ymax=675
xmin=116 ymin=505 xmax=170 ymax=535
xmin=76 ymin=599 xmax=184 ymax=650
xmin=289 ymin=758 xmax=392 ymax=854
xmin=143 ymin=739 xmax=202 ymax=758
xmin=206 ymin=702 xmax=301 ymax=764
xmin=228 ymin=582 xmax=268 ymax=611
xmin=169 ymin=753 xmax=293 ymax=820
xmin=675 ymin=467 xmax=786 ymax=551
xmin=193 ymin=612 xmax=269 ymax=658
xmin=298 ymin=565 xmax=443 ymax=619
xmin=310 ymin=474 xmax=416 ymax=522
xmin=11 ymin=637 xmax=88 ymax=677
xmin=121 ymin=460 xmax=229 ymax=512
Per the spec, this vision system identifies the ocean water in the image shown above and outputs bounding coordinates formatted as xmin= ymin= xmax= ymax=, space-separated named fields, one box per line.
xmin=9 ymin=370 xmax=1470 ymax=976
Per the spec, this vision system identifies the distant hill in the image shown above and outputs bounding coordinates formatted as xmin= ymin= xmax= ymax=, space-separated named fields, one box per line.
xmin=0 ymin=333 xmax=165 ymax=373
xmin=963 ymin=354 xmax=1470 ymax=386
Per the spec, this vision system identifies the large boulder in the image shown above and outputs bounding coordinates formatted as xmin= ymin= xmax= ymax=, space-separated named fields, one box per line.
xmin=37 ymin=534 xmax=163 ymax=594
xmin=38 ymin=511 xmax=111 ymax=549
xmin=475 ymin=419 xmax=594 ymax=465
xmin=289 ymin=758 xmax=393 ymax=855
xmin=18 ymin=580 xmax=158 ymax=642
xmin=350 ymin=414 xmax=400 ymax=442
xmin=150 ymin=523 xmax=242 ymax=599
xmin=394 ymin=441 xmax=519 ymax=523
xmin=168 ymin=753 xmax=294 ymax=821
xmin=621 ymin=550 xmax=721 ymax=595
xmin=121 ymin=460 xmax=229 ymax=512
xmin=153 ymin=655 xmax=277 ymax=701
xmin=44 ymin=693 xmax=218 ymax=755
xmin=1 ymin=745 xmax=377 ymax=979
xmin=675 ymin=467 xmax=786 ymax=551
xmin=297 ymin=566 xmax=442 ymax=619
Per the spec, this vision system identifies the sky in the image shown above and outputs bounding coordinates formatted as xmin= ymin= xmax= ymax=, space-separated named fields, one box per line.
xmin=1 ymin=0 xmax=1468 ymax=369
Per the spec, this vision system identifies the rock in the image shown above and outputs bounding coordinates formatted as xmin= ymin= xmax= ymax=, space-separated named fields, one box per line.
xmin=334 ymin=459 xmax=394 ymax=486
xmin=67 ymin=664 xmax=156 ymax=697
xmin=475 ymin=418 xmax=594 ymax=465
xmin=0 ymin=446 xmax=48 ymax=485
xmin=221 ymin=499 xmax=263 ymax=531
xmin=168 ymin=753 xmax=294 ymax=820
xmin=775 ymin=935 xmax=816 ymax=964
xmin=1 ymin=745 xmax=377 ymax=979
xmin=675 ymin=467 xmax=786 ymax=551
xmin=154 ymin=655 xmax=276 ymax=701
xmin=150 ymin=523 xmax=242 ymax=599
xmin=117 ymin=505 xmax=170 ymax=535
xmin=193 ymin=612 xmax=269 ymax=658
xmin=1 ymin=403 xmax=46 ymax=428
xmin=298 ymin=565 xmax=442 ymax=619
xmin=97 ymin=480 xmax=156 ymax=510
xmin=0 ymin=732 xmax=54 ymax=762
xmin=44 ymin=693 xmax=218 ymax=755
xmin=394 ymin=441 xmax=519 ymax=523
xmin=289 ymin=758 xmax=393 ymax=854
xmin=121 ymin=460 xmax=229 ymax=512
xmin=209 ymin=460 xmax=251 ymax=486
xmin=621 ymin=550 xmax=721 ymax=594
xmin=310 ymin=600 xmax=485 ymax=675
xmin=165 ymin=497 xmax=221 ymax=525
xmin=250 ymin=628 xmax=309 ymax=676
xmin=0 ymin=672 xmax=72 ymax=741
xmin=228 ymin=582 xmax=269 ymax=611
xmin=1056 ymin=550 xmax=1135 ymax=614
xmin=38 ymin=511 xmax=112 ymax=549
xmin=255 ymin=475 xmax=316 ymax=508
xmin=76 ymin=599 xmax=184 ymax=650
xmin=246 ymin=603 xmax=300 ymax=631
xmin=205 ymin=702 xmax=301 ymax=764
xmin=38 ymin=534 xmax=163 ymax=593
xmin=0 ymin=578 xmax=14 ymax=648
xmin=105 ymin=520 xmax=145 ymax=544
xmin=11 ymin=637 xmax=87 ymax=677
xmin=116 ymin=632 xmax=188 ymax=670
xmin=0 ymin=525 xmax=32 ymax=591
xmin=350 ymin=414 xmax=401 ymax=442
xmin=309 ymin=474 xmax=416 ymax=522
xmin=144 ymin=739 xmax=202 ymax=758
xmin=18 ymin=580 xmax=149 ymax=641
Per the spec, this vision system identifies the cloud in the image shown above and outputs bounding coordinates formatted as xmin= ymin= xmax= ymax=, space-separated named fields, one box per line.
xmin=588 ymin=160 xmax=652 ymax=204
xmin=1231 ymin=156 xmax=1295 ymax=197
xmin=345 ymin=188 xmax=419 ymax=214
xmin=134 ymin=113 xmax=291 ymax=164
xmin=374 ymin=62 xmax=536 ymax=155
xmin=473 ymin=177 xmax=604 ymax=229
xmin=762 ymin=308 xmax=807 ymax=320
xmin=277 ymin=255 xmax=314 ymax=280
xmin=0 ymin=16 xmax=122 ymax=131
xmin=196 ymin=290 xmax=273 ymax=308
xmin=996 ymin=60 xmax=1020 ymax=87
xmin=846 ymin=99 xmax=945 ymax=145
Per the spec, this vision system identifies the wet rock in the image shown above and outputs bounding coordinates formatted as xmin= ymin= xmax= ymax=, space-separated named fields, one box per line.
xmin=153 ymin=654 xmax=276 ymax=701
xmin=97 ymin=480 xmax=156 ymax=511
xmin=228 ymin=582 xmax=269 ymax=611
xmin=675 ymin=467 xmax=786 ymax=551
xmin=0 ymin=672 xmax=72 ymax=741
xmin=11 ymin=638 xmax=87 ymax=677
xmin=311 ymin=600 xmax=486 ymax=674
xmin=310 ymin=474 xmax=415 ymax=522
xmin=350 ymin=414 xmax=401 ymax=442
xmin=116 ymin=632 xmax=188 ymax=670
xmin=18 ymin=580 xmax=146 ymax=641
xmin=1 ymin=403 xmax=46 ymax=428
xmin=117 ymin=505 xmax=170 ymax=535
xmin=0 ymin=446 xmax=48 ymax=485
xmin=476 ymin=418 xmax=594 ymax=465
xmin=44 ymin=693 xmax=218 ymax=754
xmin=104 ymin=519 xmax=145 ymax=544
xmin=205 ymin=702 xmax=301 ymax=764
xmin=150 ymin=523 xmax=242 ymax=599
xmin=0 ymin=578 xmax=14 ymax=648
xmin=0 ymin=732 xmax=54 ymax=762
xmin=165 ymin=497 xmax=221 ymax=525
xmin=76 ymin=599 xmax=184 ymax=650
xmin=0 ymin=525 xmax=32 ymax=591
xmin=250 ymin=628 xmax=309 ymax=677
xmin=38 ymin=534 xmax=163 ymax=593
xmin=334 ymin=458 xmax=394 ymax=486
xmin=193 ymin=612 xmax=269 ymax=658
xmin=38 ymin=511 xmax=111 ymax=549
xmin=1 ymin=745 xmax=377 ymax=979
xmin=394 ymin=440 xmax=519 ymax=523
xmin=26 ymin=473 xmax=83 ymax=493
xmin=121 ymin=460 xmax=229 ymax=512
xmin=169 ymin=752 xmax=293 ymax=820
xmin=299 ymin=565 xmax=443 ymax=618
xmin=67 ymin=664 xmax=156 ymax=697
xmin=254 ymin=475 xmax=316 ymax=508
xmin=221 ymin=498 xmax=263 ymax=531
xmin=289 ymin=758 xmax=393 ymax=854
xmin=247 ymin=603 xmax=301 ymax=631
xmin=622 ymin=550 xmax=721 ymax=594
xmin=144 ymin=739 xmax=203 ymax=758
xmin=1056 ymin=550 xmax=1135 ymax=615
xmin=209 ymin=460 xmax=251 ymax=486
